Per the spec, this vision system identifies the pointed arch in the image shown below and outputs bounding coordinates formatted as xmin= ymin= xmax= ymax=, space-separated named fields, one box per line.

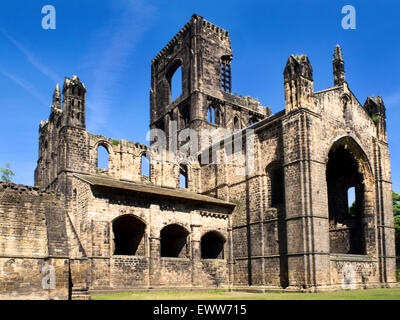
xmin=326 ymin=136 xmax=374 ymax=255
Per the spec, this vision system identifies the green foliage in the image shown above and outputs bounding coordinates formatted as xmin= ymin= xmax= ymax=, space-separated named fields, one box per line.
xmin=371 ymin=114 xmax=380 ymax=124
xmin=394 ymin=191 xmax=400 ymax=256
xmin=393 ymin=191 xmax=400 ymax=216
xmin=111 ymin=139 xmax=119 ymax=146
xmin=0 ymin=163 xmax=15 ymax=182
xmin=348 ymin=201 xmax=356 ymax=217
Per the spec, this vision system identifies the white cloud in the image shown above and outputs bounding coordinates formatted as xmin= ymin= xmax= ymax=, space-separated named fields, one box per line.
xmin=1 ymin=30 xmax=60 ymax=84
xmin=84 ymin=0 xmax=157 ymax=132
xmin=1 ymin=70 xmax=48 ymax=105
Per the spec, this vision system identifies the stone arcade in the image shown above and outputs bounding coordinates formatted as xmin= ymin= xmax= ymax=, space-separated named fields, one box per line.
xmin=0 ymin=15 xmax=396 ymax=299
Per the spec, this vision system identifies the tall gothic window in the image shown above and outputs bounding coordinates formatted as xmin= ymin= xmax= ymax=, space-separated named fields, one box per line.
xmin=221 ymin=56 xmax=231 ymax=93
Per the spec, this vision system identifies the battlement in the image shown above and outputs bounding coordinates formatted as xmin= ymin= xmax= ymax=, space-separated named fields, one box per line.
xmin=0 ymin=181 xmax=64 ymax=200
xmin=152 ymin=14 xmax=230 ymax=64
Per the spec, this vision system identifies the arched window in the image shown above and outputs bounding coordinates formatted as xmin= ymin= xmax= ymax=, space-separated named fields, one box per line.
xmin=171 ymin=65 xmax=182 ymax=102
xmin=160 ymin=224 xmax=189 ymax=258
xmin=179 ymin=165 xmax=188 ymax=189
xmin=267 ymin=163 xmax=284 ymax=208
xmin=208 ymin=106 xmax=215 ymax=124
xmin=233 ymin=116 xmax=240 ymax=130
xmin=97 ymin=145 xmax=109 ymax=170
xmin=201 ymin=231 xmax=225 ymax=259
xmin=207 ymin=105 xmax=221 ymax=125
xmin=141 ymin=154 xmax=150 ymax=177
xmin=113 ymin=215 xmax=146 ymax=256
xmin=166 ymin=60 xmax=183 ymax=103
xmin=326 ymin=139 xmax=367 ymax=255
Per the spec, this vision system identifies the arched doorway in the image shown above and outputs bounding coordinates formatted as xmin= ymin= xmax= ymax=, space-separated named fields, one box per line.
xmin=112 ymin=215 xmax=146 ymax=256
xmin=326 ymin=137 xmax=374 ymax=255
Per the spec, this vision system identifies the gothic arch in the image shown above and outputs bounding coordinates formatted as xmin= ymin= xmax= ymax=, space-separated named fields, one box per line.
xmin=325 ymin=135 xmax=375 ymax=255
xmin=166 ymin=59 xmax=183 ymax=103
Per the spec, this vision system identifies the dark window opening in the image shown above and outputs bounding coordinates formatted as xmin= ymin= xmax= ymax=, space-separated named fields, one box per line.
xmin=268 ymin=164 xmax=284 ymax=208
xmin=160 ymin=224 xmax=189 ymax=258
xmin=327 ymin=145 xmax=365 ymax=254
xmin=233 ymin=116 xmax=240 ymax=130
xmin=97 ymin=145 xmax=109 ymax=170
xmin=180 ymin=106 xmax=190 ymax=127
xmin=248 ymin=117 xmax=257 ymax=127
xmin=201 ymin=232 xmax=225 ymax=259
xmin=113 ymin=215 xmax=146 ymax=256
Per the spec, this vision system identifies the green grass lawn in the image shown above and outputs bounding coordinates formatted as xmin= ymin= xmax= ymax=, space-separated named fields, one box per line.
xmin=91 ymin=288 xmax=400 ymax=300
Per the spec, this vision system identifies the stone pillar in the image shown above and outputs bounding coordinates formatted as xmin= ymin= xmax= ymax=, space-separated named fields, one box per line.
xmin=148 ymin=204 xmax=161 ymax=287
xmin=190 ymin=223 xmax=202 ymax=287
xmin=282 ymin=109 xmax=330 ymax=291
xmin=374 ymin=140 xmax=398 ymax=286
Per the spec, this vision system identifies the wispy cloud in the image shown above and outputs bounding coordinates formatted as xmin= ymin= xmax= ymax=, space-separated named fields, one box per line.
xmin=1 ymin=30 xmax=60 ymax=83
xmin=84 ymin=0 xmax=157 ymax=132
xmin=1 ymin=70 xmax=48 ymax=105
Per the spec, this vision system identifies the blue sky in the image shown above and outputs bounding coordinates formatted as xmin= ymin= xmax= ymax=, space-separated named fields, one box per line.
xmin=0 ymin=0 xmax=399 ymax=192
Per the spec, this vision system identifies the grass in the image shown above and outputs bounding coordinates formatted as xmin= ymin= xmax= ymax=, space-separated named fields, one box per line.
xmin=91 ymin=288 xmax=400 ymax=300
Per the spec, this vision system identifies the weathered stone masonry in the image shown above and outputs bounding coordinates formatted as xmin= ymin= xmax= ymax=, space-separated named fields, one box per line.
xmin=0 ymin=15 xmax=397 ymax=299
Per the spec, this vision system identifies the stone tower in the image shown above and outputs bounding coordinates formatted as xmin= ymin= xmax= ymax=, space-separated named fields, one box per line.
xmin=62 ymin=75 xmax=86 ymax=129
xmin=35 ymin=76 xmax=89 ymax=195
xmin=150 ymin=14 xmax=270 ymax=152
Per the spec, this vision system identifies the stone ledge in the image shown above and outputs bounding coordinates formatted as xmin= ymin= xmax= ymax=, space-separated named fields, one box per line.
xmin=330 ymin=254 xmax=377 ymax=262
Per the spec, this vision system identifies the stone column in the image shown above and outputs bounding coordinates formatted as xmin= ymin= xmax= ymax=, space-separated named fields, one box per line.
xmin=148 ymin=204 xmax=161 ymax=287
xmin=190 ymin=223 xmax=202 ymax=287
xmin=282 ymin=109 xmax=330 ymax=291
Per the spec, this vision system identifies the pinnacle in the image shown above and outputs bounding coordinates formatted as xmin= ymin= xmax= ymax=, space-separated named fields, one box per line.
xmin=333 ymin=44 xmax=343 ymax=61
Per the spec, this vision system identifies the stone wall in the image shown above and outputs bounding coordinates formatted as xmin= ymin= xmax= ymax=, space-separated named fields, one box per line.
xmin=0 ymin=183 xmax=86 ymax=299
xmin=70 ymin=179 xmax=232 ymax=290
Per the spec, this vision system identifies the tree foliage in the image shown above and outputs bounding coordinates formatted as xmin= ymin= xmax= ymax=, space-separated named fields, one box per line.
xmin=393 ymin=191 xmax=400 ymax=256
xmin=0 ymin=163 xmax=15 ymax=182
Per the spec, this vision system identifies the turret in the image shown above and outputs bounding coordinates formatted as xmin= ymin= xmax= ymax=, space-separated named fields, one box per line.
xmin=333 ymin=45 xmax=345 ymax=86
xmin=364 ymin=96 xmax=387 ymax=141
xmin=283 ymin=54 xmax=314 ymax=112
xmin=62 ymin=75 xmax=86 ymax=128
xmin=52 ymin=83 xmax=61 ymax=109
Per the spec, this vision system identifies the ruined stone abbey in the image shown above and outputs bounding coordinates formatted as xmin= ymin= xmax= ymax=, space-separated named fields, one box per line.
xmin=0 ymin=15 xmax=397 ymax=299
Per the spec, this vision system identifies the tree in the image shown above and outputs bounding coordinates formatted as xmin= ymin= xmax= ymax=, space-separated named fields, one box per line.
xmin=393 ymin=191 xmax=400 ymax=256
xmin=0 ymin=163 xmax=15 ymax=182
xmin=349 ymin=201 xmax=356 ymax=217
